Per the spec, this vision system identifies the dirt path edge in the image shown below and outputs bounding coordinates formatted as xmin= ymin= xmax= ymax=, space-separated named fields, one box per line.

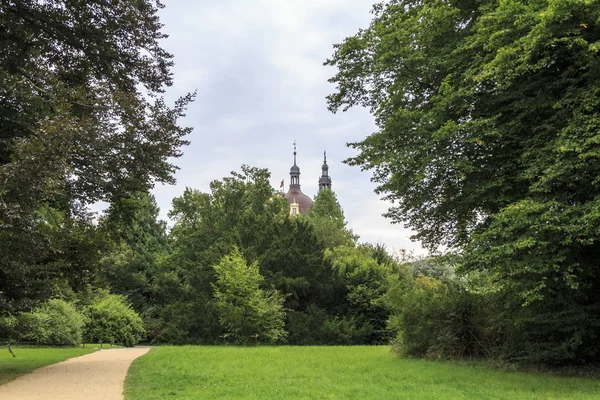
xmin=0 ymin=347 xmax=151 ymax=400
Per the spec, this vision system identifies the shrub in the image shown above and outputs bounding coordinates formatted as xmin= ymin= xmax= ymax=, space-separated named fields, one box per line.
xmin=286 ymin=305 xmax=375 ymax=345
xmin=84 ymin=292 xmax=145 ymax=347
xmin=388 ymin=274 xmax=483 ymax=359
xmin=212 ymin=248 xmax=287 ymax=344
xmin=17 ymin=299 xmax=85 ymax=345
xmin=0 ymin=314 xmax=19 ymax=341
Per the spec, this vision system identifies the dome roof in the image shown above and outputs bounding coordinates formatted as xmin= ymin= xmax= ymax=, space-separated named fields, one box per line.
xmin=285 ymin=186 xmax=313 ymax=212
xmin=290 ymin=164 xmax=300 ymax=173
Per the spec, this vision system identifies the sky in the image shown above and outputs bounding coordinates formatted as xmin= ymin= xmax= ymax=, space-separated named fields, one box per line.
xmin=153 ymin=0 xmax=426 ymax=255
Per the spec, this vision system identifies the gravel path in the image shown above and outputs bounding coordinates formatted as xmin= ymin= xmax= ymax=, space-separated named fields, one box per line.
xmin=0 ymin=347 xmax=150 ymax=400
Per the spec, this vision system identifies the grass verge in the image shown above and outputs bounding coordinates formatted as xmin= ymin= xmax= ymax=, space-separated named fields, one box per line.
xmin=0 ymin=346 xmax=96 ymax=385
xmin=124 ymin=346 xmax=600 ymax=399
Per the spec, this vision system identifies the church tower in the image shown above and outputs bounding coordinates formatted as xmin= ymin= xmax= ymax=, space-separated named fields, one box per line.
xmin=284 ymin=142 xmax=313 ymax=213
xmin=290 ymin=142 xmax=300 ymax=187
xmin=318 ymin=151 xmax=332 ymax=192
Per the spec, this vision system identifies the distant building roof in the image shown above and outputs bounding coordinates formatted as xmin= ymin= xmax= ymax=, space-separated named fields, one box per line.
xmin=285 ymin=141 xmax=313 ymax=213
xmin=285 ymin=187 xmax=313 ymax=212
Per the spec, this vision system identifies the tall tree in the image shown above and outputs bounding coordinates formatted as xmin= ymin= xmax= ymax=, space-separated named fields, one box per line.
xmin=1 ymin=0 xmax=193 ymax=213
xmin=147 ymin=166 xmax=288 ymax=343
xmin=0 ymin=206 xmax=106 ymax=313
xmin=326 ymin=0 xmax=600 ymax=363
xmin=308 ymin=188 xmax=357 ymax=249
xmin=0 ymin=0 xmax=193 ymax=312
xmin=98 ymin=192 xmax=168 ymax=311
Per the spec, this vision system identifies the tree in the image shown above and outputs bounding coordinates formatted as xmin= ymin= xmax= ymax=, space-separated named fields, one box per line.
xmin=0 ymin=0 xmax=193 ymax=313
xmin=142 ymin=165 xmax=398 ymax=346
xmin=325 ymin=245 xmax=392 ymax=344
xmin=212 ymin=248 xmax=286 ymax=344
xmin=0 ymin=206 xmax=106 ymax=313
xmin=327 ymin=0 xmax=600 ymax=363
xmin=98 ymin=191 xmax=168 ymax=311
xmin=259 ymin=216 xmax=342 ymax=314
xmin=326 ymin=0 xmax=600 ymax=250
xmin=146 ymin=166 xmax=288 ymax=343
xmin=308 ymin=188 xmax=357 ymax=249
xmin=1 ymin=0 xmax=194 ymax=214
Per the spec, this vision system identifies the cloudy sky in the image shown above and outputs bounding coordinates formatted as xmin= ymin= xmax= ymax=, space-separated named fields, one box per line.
xmin=153 ymin=1 xmax=426 ymax=255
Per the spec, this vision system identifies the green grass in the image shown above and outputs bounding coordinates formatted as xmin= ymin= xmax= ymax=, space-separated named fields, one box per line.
xmin=124 ymin=346 xmax=600 ymax=399
xmin=0 ymin=346 xmax=96 ymax=385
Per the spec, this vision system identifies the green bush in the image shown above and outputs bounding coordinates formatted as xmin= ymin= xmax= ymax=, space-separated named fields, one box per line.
xmin=0 ymin=314 xmax=19 ymax=341
xmin=212 ymin=248 xmax=287 ymax=345
xmin=142 ymin=299 xmax=223 ymax=345
xmin=483 ymin=292 xmax=600 ymax=365
xmin=84 ymin=292 xmax=145 ymax=347
xmin=17 ymin=299 xmax=85 ymax=345
xmin=286 ymin=305 xmax=375 ymax=345
xmin=388 ymin=274 xmax=483 ymax=359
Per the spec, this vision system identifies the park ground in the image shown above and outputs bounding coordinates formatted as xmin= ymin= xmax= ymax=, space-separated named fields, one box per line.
xmin=0 ymin=345 xmax=148 ymax=400
xmin=2 ymin=345 xmax=599 ymax=399
xmin=124 ymin=346 xmax=600 ymax=400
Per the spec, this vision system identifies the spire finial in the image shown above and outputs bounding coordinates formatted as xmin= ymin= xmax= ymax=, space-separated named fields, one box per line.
xmin=293 ymin=141 xmax=297 ymax=165
xmin=324 ymin=150 xmax=327 ymax=163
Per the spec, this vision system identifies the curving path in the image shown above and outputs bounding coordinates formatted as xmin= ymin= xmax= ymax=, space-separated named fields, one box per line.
xmin=0 ymin=347 xmax=150 ymax=400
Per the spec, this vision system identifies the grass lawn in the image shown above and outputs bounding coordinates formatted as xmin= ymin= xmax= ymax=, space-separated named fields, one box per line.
xmin=0 ymin=346 xmax=96 ymax=385
xmin=124 ymin=346 xmax=600 ymax=399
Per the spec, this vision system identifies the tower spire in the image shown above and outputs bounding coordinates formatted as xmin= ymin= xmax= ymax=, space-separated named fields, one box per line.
xmin=293 ymin=141 xmax=297 ymax=166
xmin=319 ymin=150 xmax=332 ymax=192
xmin=289 ymin=141 xmax=300 ymax=187
xmin=284 ymin=141 xmax=314 ymax=214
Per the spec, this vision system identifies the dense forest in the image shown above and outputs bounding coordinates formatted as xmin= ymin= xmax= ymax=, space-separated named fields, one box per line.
xmin=2 ymin=0 xmax=600 ymax=368
xmin=0 ymin=164 xmax=406 ymax=347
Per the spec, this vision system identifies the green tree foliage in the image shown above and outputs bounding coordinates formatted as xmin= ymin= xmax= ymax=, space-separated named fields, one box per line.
xmin=259 ymin=217 xmax=337 ymax=312
xmin=84 ymin=290 xmax=145 ymax=347
xmin=16 ymin=299 xmax=85 ymax=345
xmin=308 ymin=188 xmax=357 ymax=249
xmin=0 ymin=206 xmax=106 ymax=314
xmin=387 ymin=271 xmax=485 ymax=359
xmin=168 ymin=166 xmax=287 ymax=271
xmin=212 ymin=248 xmax=287 ymax=344
xmin=0 ymin=0 xmax=193 ymax=313
xmin=137 ymin=165 xmax=396 ymax=345
xmin=327 ymin=0 xmax=600 ymax=364
xmin=0 ymin=0 xmax=193 ymax=200
xmin=98 ymin=192 xmax=168 ymax=311
xmin=144 ymin=166 xmax=288 ymax=343
xmin=89 ymin=165 xmax=396 ymax=346
xmin=325 ymin=246 xmax=393 ymax=344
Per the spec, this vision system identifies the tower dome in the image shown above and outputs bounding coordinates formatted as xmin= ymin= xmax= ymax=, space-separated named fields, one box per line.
xmin=285 ymin=142 xmax=313 ymax=213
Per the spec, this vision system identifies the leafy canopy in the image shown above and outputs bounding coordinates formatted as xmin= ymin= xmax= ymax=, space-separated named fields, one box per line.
xmin=326 ymin=0 xmax=600 ymax=364
xmin=326 ymin=0 xmax=600 ymax=251
xmin=0 ymin=0 xmax=193 ymax=312
xmin=212 ymin=247 xmax=287 ymax=345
